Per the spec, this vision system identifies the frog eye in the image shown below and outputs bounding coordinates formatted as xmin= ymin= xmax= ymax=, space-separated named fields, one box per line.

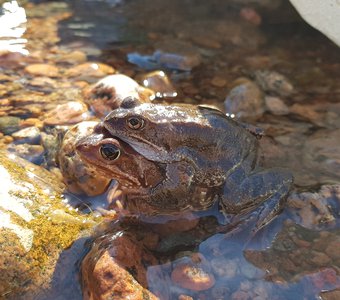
xmin=127 ymin=116 xmax=144 ymax=130
xmin=99 ymin=144 xmax=120 ymax=160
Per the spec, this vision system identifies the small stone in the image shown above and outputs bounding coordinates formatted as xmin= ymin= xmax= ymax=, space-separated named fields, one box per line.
xmin=211 ymin=76 xmax=227 ymax=88
xmin=65 ymin=62 xmax=115 ymax=80
xmin=211 ymin=258 xmax=238 ymax=278
xmin=320 ymin=289 xmax=340 ymax=300
xmin=311 ymin=251 xmax=331 ymax=266
xmin=171 ymin=254 xmax=215 ymax=291
xmin=139 ymin=70 xmax=177 ymax=98
xmin=240 ymin=7 xmax=262 ymax=26
xmin=25 ymin=64 xmax=59 ymax=77
xmin=254 ymin=70 xmax=294 ymax=97
xmin=20 ymin=118 xmax=44 ymax=129
xmin=290 ymin=104 xmax=323 ymax=126
xmin=0 ymin=116 xmax=21 ymax=135
xmin=83 ymin=74 xmax=152 ymax=117
xmin=12 ymin=126 xmax=41 ymax=144
xmin=43 ymin=101 xmax=90 ymax=125
xmin=58 ymin=50 xmax=87 ymax=64
xmin=265 ymin=96 xmax=289 ymax=115
xmin=6 ymin=144 xmax=44 ymax=164
xmin=325 ymin=238 xmax=340 ymax=260
xmin=178 ymin=295 xmax=194 ymax=300
xmin=224 ymin=78 xmax=265 ymax=121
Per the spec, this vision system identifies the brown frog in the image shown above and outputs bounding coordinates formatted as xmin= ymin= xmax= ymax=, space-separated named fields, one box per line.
xmin=99 ymin=98 xmax=293 ymax=229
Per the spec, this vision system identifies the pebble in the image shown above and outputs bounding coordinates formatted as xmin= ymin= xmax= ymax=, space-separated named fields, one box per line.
xmin=224 ymin=78 xmax=265 ymax=120
xmin=25 ymin=64 xmax=59 ymax=77
xmin=12 ymin=126 xmax=41 ymax=144
xmin=6 ymin=144 xmax=44 ymax=164
xmin=65 ymin=62 xmax=115 ymax=80
xmin=171 ymin=254 xmax=215 ymax=291
xmin=83 ymin=74 xmax=152 ymax=117
xmin=211 ymin=257 xmax=238 ymax=278
xmin=0 ymin=116 xmax=21 ymax=135
xmin=139 ymin=70 xmax=177 ymax=98
xmin=254 ymin=70 xmax=294 ymax=97
xmin=210 ymin=76 xmax=227 ymax=88
xmin=265 ymin=96 xmax=289 ymax=115
xmin=43 ymin=101 xmax=90 ymax=125
xmin=240 ymin=7 xmax=262 ymax=26
xmin=58 ymin=50 xmax=87 ymax=64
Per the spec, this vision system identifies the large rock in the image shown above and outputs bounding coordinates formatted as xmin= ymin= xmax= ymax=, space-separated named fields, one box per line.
xmin=289 ymin=0 xmax=340 ymax=47
xmin=0 ymin=150 xmax=99 ymax=299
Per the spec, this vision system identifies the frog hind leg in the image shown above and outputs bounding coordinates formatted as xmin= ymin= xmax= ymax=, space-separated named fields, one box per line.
xmin=220 ymin=168 xmax=293 ymax=231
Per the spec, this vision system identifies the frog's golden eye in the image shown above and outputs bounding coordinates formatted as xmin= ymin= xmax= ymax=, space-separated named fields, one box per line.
xmin=127 ymin=116 xmax=144 ymax=130
xmin=100 ymin=144 xmax=120 ymax=160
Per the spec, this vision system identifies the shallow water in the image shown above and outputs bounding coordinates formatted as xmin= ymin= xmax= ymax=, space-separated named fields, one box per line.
xmin=1 ymin=0 xmax=340 ymax=299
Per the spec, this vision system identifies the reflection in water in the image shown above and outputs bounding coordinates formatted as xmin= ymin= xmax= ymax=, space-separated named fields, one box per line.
xmin=0 ymin=0 xmax=28 ymax=54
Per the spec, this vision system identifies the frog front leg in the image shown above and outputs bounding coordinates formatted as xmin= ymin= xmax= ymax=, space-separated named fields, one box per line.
xmin=220 ymin=168 xmax=293 ymax=231
xmin=146 ymin=162 xmax=196 ymax=213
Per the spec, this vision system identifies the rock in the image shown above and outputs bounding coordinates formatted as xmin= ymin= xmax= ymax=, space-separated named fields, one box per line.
xmin=264 ymin=96 xmax=289 ymax=115
xmin=128 ymin=41 xmax=202 ymax=71
xmin=171 ymin=254 xmax=215 ymax=291
xmin=289 ymin=0 xmax=340 ymax=47
xmin=6 ymin=144 xmax=44 ymax=164
xmin=58 ymin=121 xmax=111 ymax=196
xmin=139 ymin=70 xmax=177 ymax=98
xmin=211 ymin=257 xmax=238 ymax=278
xmin=303 ymin=129 xmax=340 ymax=181
xmin=81 ymin=229 xmax=159 ymax=300
xmin=83 ymin=74 xmax=153 ymax=118
xmin=289 ymin=103 xmax=324 ymax=126
xmin=12 ymin=126 xmax=41 ymax=144
xmin=0 ymin=150 xmax=98 ymax=299
xmin=43 ymin=101 xmax=90 ymax=125
xmin=254 ymin=70 xmax=294 ymax=97
xmin=210 ymin=76 xmax=227 ymax=88
xmin=224 ymin=78 xmax=265 ymax=121
xmin=240 ymin=7 xmax=262 ymax=26
xmin=65 ymin=62 xmax=115 ymax=81
xmin=320 ymin=289 xmax=340 ymax=300
xmin=24 ymin=64 xmax=59 ymax=77
xmin=0 ymin=116 xmax=21 ymax=135
xmin=325 ymin=238 xmax=340 ymax=260
xmin=58 ymin=50 xmax=87 ymax=64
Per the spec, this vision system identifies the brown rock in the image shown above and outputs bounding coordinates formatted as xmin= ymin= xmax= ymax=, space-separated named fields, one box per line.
xmin=65 ymin=62 xmax=115 ymax=79
xmin=25 ymin=64 xmax=59 ymax=77
xmin=82 ymin=231 xmax=159 ymax=300
xmin=171 ymin=254 xmax=215 ymax=291
xmin=43 ymin=101 xmax=90 ymax=125
xmin=265 ymin=96 xmax=289 ymax=115
xmin=325 ymin=238 xmax=340 ymax=260
xmin=139 ymin=70 xmax=177 ymax=98
xmin=211 ymin=76 xmax=227 ymax=88
xmin=320 ymin=289 xmax=340 ymax=300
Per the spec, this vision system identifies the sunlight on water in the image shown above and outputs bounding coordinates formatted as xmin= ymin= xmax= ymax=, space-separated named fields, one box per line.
xmin=0 ymin=0 xmax=28 ymax=55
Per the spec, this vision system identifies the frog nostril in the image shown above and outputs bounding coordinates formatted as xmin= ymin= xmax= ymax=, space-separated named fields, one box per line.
xmin=99 ymin=144 xmax=120 ymax=161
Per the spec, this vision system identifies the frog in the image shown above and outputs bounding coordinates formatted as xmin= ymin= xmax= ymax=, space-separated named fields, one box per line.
xmin=100 ymin=97 xmax=293 ymax=230
xmin=76 ymin=125 xmax=216 ymax=215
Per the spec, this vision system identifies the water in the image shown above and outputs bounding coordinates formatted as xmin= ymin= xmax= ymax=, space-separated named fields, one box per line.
xmin=1 ymin=0 xmax=340 ymax=299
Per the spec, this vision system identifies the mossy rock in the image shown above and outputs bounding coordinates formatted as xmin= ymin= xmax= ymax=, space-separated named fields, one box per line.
xmin=0 ymin=150 xmax=100 ymax=299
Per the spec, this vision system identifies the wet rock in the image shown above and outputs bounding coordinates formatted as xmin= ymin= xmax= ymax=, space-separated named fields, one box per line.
xmin=83 ymin=74 xmax=153 ymax=118
xmin=171 ymin=254 xmax=215 ymax=291
xmin=57 ymin=50 xmax=87 ymax=64
xmin=24 ymin=64 xmax=59 ymax=77
xmin=128 ymin=41 xmax=202 ymax=71
xmin=325 ymin=238 xmax=340 ymax=260
xmin=0 ymin=116 xmax=20 ymax=135
xmin=240 ymin=7 xmax=262 ymax=26
xmin=58 ymin=121 xmax=111 ymax=196
xmin=6 ymin=144 xmax=44 ymax=164
xmin=65 ymin=62 xmax=115 ymax=81
xmin=81 ymin=230 xmax=159 ymax=300
xmin=224 ymin=78 xmax=265 ymax=121
xmin=211 ymin=257 xmax=238 ymax=278
xmin=303 ymin=129 xmax=340 ymax=181
xmin=12 ymin=126 xmax=41 ymax=144
xmin=43 ymin=101 xmax=90 ymax=125
xmin=264 ymin=96 xmax=289 ymax=115
xmin=290 ymin=103 xmax=324 ymax=126
xmin=210 ymin=76 xmax=227 ymax=88
xmin=139 ymin=70 xmax=177 ymax=98
xmin=254 ymin=70 xmax=294 ymax=97
xmin=0 ymin=151 xmax=98 ymax=300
